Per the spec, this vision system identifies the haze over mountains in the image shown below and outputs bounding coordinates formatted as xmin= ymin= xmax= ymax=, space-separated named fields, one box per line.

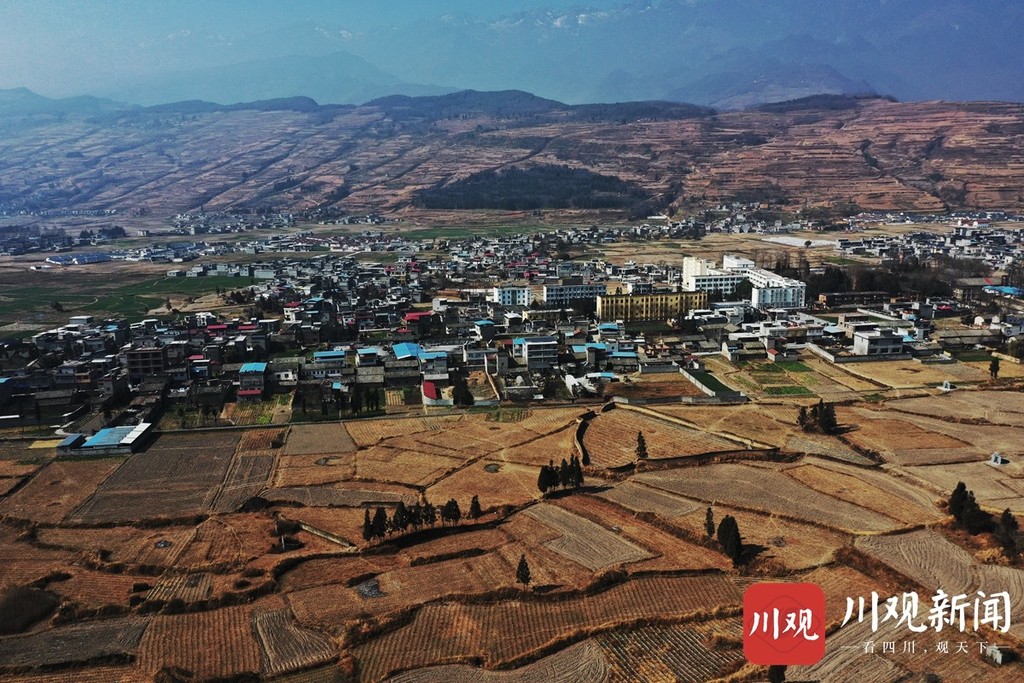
xmin=3 ymin=0 xmax=1023 ymax=109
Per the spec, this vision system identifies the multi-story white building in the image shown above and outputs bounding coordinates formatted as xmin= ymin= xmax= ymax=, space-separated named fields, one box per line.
xmin=542 ymin=282 xmax=607 ymax=307
xmin=682 ymin=255 xmax=806 ymax=309
xmin=491 ymin=285 xmax=532 ymax=307
xmin=515 ymin=336 xmax=559 ymax=371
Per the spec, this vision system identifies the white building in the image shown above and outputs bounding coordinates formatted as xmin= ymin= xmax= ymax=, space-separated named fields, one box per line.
xmin=542 ymin=282 xmax=607 ymax=307
xmin=683 ymin=255 xmax=806 ymax=309
xmin=852 ymin=329 xmax=905 ymax=356
xmin=491 ymin=285 xmax=532 ymax=307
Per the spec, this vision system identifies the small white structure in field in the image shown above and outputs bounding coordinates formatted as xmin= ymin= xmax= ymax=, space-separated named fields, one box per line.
xmin=940 ymin=379 xmax=957 ymax=392
xmin=985 ymin=643 xmax=1010 ymax=665
xmin=990 ymin=452 xmax=1009 ymax=466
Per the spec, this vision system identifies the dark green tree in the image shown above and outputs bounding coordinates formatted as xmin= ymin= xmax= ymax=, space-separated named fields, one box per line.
xmin=469 ymin=495 xmax=482 ymax=520
xmin=797 ymin=406 xmax=810 ymax=431
xmin=516 ymin=554 xmax=531 ymax=587
xmin=537 ymin=462 xmax=559 ymax=494
xmin=990 ymin=357 xmax=1001 ymax=380
xmin=636 ymin=431 xmax=648 ymax=460
xmin=949 ymin=482 xmax=969 ymax=520
xmin=423 ymin=501 xmax=437 ymax=527
xmin=361 ymin=508 xmax=372 ymax=542
xmin=350 ymin=388 xmax=362 ymax=414
xmin=817 ymin=403 xmax=838 ymax=435
xmin=997 ymin=508 xmax=1019 ymax=557
xmin=768 ymin=664 xmax=787 ymax=683
xmin=569 ymin=455 xmax=584 ymax=489
xmin=371 ymin=506 xmax=388 ymax=540
xmin=391 ymin=502 xmax=410 ymax=534
xmin=705 ymin=507 xmax=715 ymax=538
xmin=559 ymin=458 xmax=571 ymax=488
xmin=441 ymin=498 xmax=462 ymax=525
xmin=717 ymin=515 xmax=743 ymax=565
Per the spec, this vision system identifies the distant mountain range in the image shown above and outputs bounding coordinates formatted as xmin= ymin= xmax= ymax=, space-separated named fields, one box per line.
xmin=1 ymin=88 xmax=1022 ymax=216
xmin=27 ymin=0 xmax=1020 ymax=109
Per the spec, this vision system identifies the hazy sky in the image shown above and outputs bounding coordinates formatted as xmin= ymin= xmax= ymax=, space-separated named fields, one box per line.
xmin=0 ymin=0 xmax=621 ymax=95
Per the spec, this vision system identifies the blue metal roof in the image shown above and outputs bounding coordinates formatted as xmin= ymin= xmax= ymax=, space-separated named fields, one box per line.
xmin=57 ymin=433 xmax=82 ymax=448
xmin=610 ymin=351 xmax=638 ymax=358
xmin=313 ymin=350 xmax=347 ymax=361
xmin=239 ymin=362 xmax=268 ymax=374
xmin=82 ymin=426 xmax=135 ymax=448
xmin=392 ymin=342 xmax=423 ymax=359
xmin=475 ymin=319 xmax=494 ymax=326
xmin=419 ymin=351 xmax=447 ymax=360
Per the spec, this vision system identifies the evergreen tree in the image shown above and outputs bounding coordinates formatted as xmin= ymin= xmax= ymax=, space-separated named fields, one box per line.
xmin=516 ymin=554 xmax=531 ymax=587
xmin=818 ymin=403 xmax=838 ymax=434
xmin=469 ymin=495 xmax=482 ymax=520
xmin=717 ymin=515 xmax=743 ymax=565
xmin=441 ymin=498 xmax=462 ymax=525
xmin=361 ymin=508 xmax=372 ymax=542
xmin=705 ymin=506 xmax=715 ymax=538
xmin=371 ymin=506 xmax=388 ymax=540
xmin=949 ymin=482 xmax=969 ymax=520
xmin=990 ymin=357 xmax=1001 ymax=380
xmin=767 ymin=665 xmax=787 ymax=683
xmin=559 ymin=458 xmax=571 ymax=488
xmin=636 ymin=431 xmax=648 ymax=460
xmin=351 ymin=388 xmax=362 ymax=414
xmin=423 ymin=501 xmax=437 ymax=527
xmin=569 ymin=455 xmax=584 ymax=489
xmin=797 ymin=406 xmax=810 ymax=431
xmin=537 ymin=461 xmax=559 ymax=494
xmin=392 ymin=501 xmax=410 ymax=534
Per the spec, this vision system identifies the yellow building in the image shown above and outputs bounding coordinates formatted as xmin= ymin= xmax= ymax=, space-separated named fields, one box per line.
xmin=596 ymin=290 xmax=708 ymax=322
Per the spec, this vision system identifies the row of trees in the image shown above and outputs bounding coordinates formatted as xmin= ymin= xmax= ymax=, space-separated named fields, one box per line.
xmin=361 ymin=495 xmax=483 ymax=543
xmin=949 ymin=482 xmax=1020 ymax=559
xmin=797 ymin=400 xmax=838 ymax=434
xmin=537 ymin=456 xmax=584 ymax=494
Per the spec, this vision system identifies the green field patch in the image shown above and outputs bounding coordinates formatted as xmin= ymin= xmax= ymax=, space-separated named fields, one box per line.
xmin=763 ymin=385 xmax=815 ymax=396
xmin=773 ymin=361 xmax=813 ymax=372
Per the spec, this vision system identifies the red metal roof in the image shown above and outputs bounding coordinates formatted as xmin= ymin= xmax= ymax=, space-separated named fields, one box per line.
xmin=237 ymin=389 xmax=263 ymax=396
xmin=422 ymin=381 xmax=439 ymax=400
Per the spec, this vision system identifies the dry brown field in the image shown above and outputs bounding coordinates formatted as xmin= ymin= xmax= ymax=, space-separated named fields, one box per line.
xmin=486 ymin=424 xmax=577 ymax=467
xmin=386 ymin=639 xmax=609 ymax=683
xmin=148 ymin=572 xmax=214 ymax=603
xmin=0 ymin=619 xmax=149 ymax=674
xmin=253 ymin=607 xmax=337 ymax=677
xmin=274 ymin=455 xmax=354 ymax=487
xmin=596 ymin=621 xmax=744 ymax=683
xmin=284 ymin=423 xmax=356 ymax=456
xmin=138 ymin=601 xmax=270 ymax=679
xmin=904 ymin=461 xmax=1024 ymax=513
xmin=839 ymin=412 xmax=971 ymax=455
xmin=0 ymin=477 xmax=22 ymax=496
xmin=50 ymin=569 xmax=139 ymax=609
xmin=650 ymin=403 xmax=794 ymax=448
xmin=68 ymin=433 xmax=237 ymax=523
xmin=35 ymin=525 xmax=192 ymax=567
xmin=265 ymin=484 xmax=410 ymax=508
xmin=345 ymin=416 xmax=460 ymax=447
xmin=213 ymin=454 xmax=275 ymax=513
xmin=0 ymin=460 xmax=44 ymax=478
xmin=783 ymin=460 xmax=942 ymax=525
xmin=354 ymin=446 xmax=467 ymax=487
xmin=553 ymin=494 xmax=731 ymax=572
xmin=351 ymin=574 xmax=742 ymax=681
xmin=582 ymin=408 xmax=737 ymax=468
xmin=839 ymin=358 xmax=989 ymax=388
xmin=283 ymin=505 xmax=371 ymax=547
xmin=425 ymin=459 xmax=541 ymax=509
xmin=887 ymin=389 xmax=1024 ymax=425
xmin=670 ymin=502 xmax=849 ymax=569
xmin=855 ymin=529 xmax=976 ymax=595
xmin=596 ymin=480 xmax=702 ymax=518
xmin=523 ymin=503 xmax=654 ymax=571
xmin=604 ymin=373 xmax=705 ymax=400
xmin=0 ymin=458 xmax=123 ymax=523
xmin=636 ymin=463 xmax=898 ymax=533
xmin=237 ymin=427 xmax=289 ymax=454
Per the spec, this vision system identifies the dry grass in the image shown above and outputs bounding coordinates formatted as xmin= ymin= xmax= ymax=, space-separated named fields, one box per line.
xmin=0 ymin=459 xmax=123 ymax=523
xmin=523 ymin=503 xmax=654 ymax=571
xmin=855 ymin=530 xmax=975 ymax=595
xmin=583 ymin=408 xmax=737 ymax=468
xmin=426 ymin=460 xmax=541 ymax=509
xmin=636 ymin=463 xmax=898 ymax=533
xmin=284 ymin=423 xmax=356 ymax=456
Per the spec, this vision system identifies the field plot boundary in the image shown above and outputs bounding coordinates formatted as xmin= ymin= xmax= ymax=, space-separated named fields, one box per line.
xmin=618 ymin=403 xmax=772 ymax=450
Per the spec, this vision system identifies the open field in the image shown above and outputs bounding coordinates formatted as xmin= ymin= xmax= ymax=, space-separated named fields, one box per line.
xmin=524 ymin=503 xmax=654 ymax=571
xmin=68 ymin=432 xmax=237 ymax=523
xmin=583 ymin=408 xmax=738 ymax=468
xmin=855 ymin=530 xmax=976 ymax=596
xmin=345 ymin=416 xmax=461 ymax=447
xmin=426 ymin=459 xmax=543 ymax=509
xmin=284 ymin=423 xmax=356 ymax=456
xmin=838 ymin=359 xmax=989 ymax=389
xmin=0 ymin=618 xmax=149 ymax=673
xmin=34 ymin=525 xmax=192 ymax=567
xmin=0 ymin=458 xmax=123 ymax=523
xmin=138 ymin=602 xmax=268 ymax=680
xmin=636 ymin=462 xmax=899 ymax=533
xmin=352 ymin=574 xmax=742 ymax=681
xmin=596 ymin=480 xmax=702 ymax=518
xmin=213 ymin=454 xmax=275 ymax=513
xmin=904 ymin=460 xmax=1024 ymax=513
xmin=604 ymin=372 xmax=705 ymax=400
xmin=887 ymin=389 xmax=1024 ymax=425
xmin=783 ymin=460 xmax=942 ymax=525
xmin=253 ymin=607 xmax=337 ymax=677
xmin=596 ymin=621 xmax=744 ymax=683
xmin=355 ymin=446 xmax=468 ymax=487
xmin=387 ymin=639 xmax=610 ymax=683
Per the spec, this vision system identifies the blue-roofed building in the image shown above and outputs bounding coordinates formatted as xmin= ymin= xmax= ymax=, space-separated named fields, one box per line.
xmin=474 ymin=319 xmax=496 ymax=342
xmin=313 ymin=350 xmax=348 ymax=362
xmin=392 ymin=342 xmax=423 ymax=360
xmin=238 ymin=362 xmax=268 ymax=401
xmin=75 ymin=423 xmax=152 ymax=455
